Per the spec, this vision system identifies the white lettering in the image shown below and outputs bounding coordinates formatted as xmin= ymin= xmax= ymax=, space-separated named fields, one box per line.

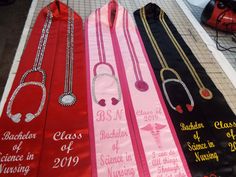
xmin=1 ymin=131 xmax=36 ymax=141
xmin=53 ymin=131 xmax=82 ymax=141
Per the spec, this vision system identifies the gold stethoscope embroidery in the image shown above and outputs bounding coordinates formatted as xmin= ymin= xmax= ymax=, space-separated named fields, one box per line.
xmin=159 ymin=9 xmax=213 ymax=100
xmin=140 ymin=7 xmax=213 ymax=113
xmin=140 ymin=8 xmax=195 ymax=114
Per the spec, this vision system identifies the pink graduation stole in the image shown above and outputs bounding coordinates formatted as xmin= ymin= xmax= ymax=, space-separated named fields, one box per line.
xmin=85 ymin=1 xmax=191 ymax=176
xmin=0 ymin=2 xmax=91 ymax=177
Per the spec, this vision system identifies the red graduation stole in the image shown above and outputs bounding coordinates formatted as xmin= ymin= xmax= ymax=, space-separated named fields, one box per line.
xmin=0 ymin=2 xmax=91 ymax=177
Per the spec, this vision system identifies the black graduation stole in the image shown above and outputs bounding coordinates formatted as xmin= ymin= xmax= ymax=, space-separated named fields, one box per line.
xmin=134 ymin=3 xmax=236 ymax=177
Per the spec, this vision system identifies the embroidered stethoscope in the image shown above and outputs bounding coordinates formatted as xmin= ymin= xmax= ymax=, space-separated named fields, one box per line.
xmin=158 ymin=10 xmax=213 ymax=100
xmin=92 ymin=9 xmax=121 ymax=107
xmin=7 ymin=9 xmax=53 ymax=123
xmin=122 ymin=9 xmax=149 ymax=92
xmin=140 ymin=8 xmax=194 ymax=114
xmin=58 ymin=7 xmax=76 ymax=106
xmin=92 ymin=8 xmax=149 ymax=107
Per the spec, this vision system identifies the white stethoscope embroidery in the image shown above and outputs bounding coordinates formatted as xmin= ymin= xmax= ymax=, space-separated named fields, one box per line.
xmin=6 ymin=10 xmax=53 ymax=123
xmin=161 ymin=69 xmax=194 ymax=114
xmin=59 ymin=8 xmax=76 ymax=106
xmin=92 ymin=63 xmax=121 ymax=107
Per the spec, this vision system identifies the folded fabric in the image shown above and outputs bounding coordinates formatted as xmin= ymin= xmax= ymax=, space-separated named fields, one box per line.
xmin=0 ymin=2 xmax=91 ymax=177
xmin=86 ymin=1 xmax=190 ymax=176
xmin=134 ymin=3 xmax=236 ymax=177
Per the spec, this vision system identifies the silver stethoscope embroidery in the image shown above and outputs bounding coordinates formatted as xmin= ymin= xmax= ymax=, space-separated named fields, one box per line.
xmin=161 ymin=68 xmax=194 ymax=114
xmin=6 ymin=10 xmax=53 ymax=123
xmin=92 ymin=8 xmax=149 ymax=107
xmin=59 ymin=8 xmax=76 ymax=106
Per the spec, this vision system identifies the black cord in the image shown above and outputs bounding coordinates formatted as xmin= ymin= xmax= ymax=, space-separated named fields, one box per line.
xmin=215 ymin=8 xmax=236 ymax=53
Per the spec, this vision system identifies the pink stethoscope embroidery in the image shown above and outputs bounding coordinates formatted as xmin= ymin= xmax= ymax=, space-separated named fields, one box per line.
xmin=92 ymin=8 xmax=149 ymax=107
xmin=123 ymin=9 xmax=149 ymax=92
xmin=92 ymin=9 xmax=121 ymax=107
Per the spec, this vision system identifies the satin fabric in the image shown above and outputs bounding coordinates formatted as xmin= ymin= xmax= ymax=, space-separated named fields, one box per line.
xmin=0 ymin=2 xmax=91 ymax=177
xmin=37 ymin=2 xmax=91 ymax=177
xmin=134 ymin=3 xmax=236 ymax=177
xmin=86 ymin=1 xmax=190 ymax=176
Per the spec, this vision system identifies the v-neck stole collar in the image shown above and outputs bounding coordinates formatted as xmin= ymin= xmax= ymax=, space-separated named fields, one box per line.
xmin=108 ymin=0 xmax=118 ymax=29
xmin=44 ymin=1 xmax=68 ymax=20
xmin=97 ymin=0 xmax=125 ymax=30
xmin=134 ymin=3 xmax=161 ymax=20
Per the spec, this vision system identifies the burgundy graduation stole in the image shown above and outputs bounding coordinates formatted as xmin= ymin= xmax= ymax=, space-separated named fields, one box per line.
xmin=86 ymin=0 xmax=190 ymax=176
xmin=134 ymin=3 xmax=236 ymax=177
xmin=0 ymin=2 xmax=91 ymax=177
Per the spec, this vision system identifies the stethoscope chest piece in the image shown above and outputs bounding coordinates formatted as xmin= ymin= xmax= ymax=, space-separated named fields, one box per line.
xmin=59 ymin=93 xmax=76 ymax=106
xmin=135 ymin=80 xmax=149 ymax=92
xmin=199 ymin=88 xmax=213 ymax=100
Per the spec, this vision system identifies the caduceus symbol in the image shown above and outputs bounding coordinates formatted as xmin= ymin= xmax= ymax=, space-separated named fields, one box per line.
xmin=141 ymin=123 xmax=166 ymax=148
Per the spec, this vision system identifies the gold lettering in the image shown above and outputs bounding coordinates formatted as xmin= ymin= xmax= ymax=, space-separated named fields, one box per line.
xmin=228 ymin=141 xmax=236 ymax=152
xmin=187 ymin=142 xmax=208 ymax=151
xmin=226 ymin=129 xmax=236 ymax=140
xmin=195 ymin=151 xmax=219 ymax=162
xmin=214 ymin=121 xmax=236 ymax=129
xmin=180 ymin=122 xmax=204 ymax=131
